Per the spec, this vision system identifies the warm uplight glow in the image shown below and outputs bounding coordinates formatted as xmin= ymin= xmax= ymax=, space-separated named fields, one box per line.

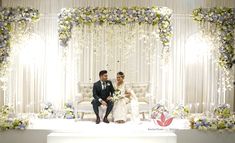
xmin=185 ymin=32 xmax=212 ymax=64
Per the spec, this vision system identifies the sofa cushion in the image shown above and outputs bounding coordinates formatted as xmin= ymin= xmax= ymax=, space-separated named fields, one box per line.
xmin=131 ymin=83 xmax=149 ymax=103
xmin=79 ymin=83 xmax=93 ymax=102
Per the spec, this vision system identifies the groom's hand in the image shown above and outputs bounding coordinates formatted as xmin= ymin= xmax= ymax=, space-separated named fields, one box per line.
xmin=101 ymin=100 xmax=107 ymax=106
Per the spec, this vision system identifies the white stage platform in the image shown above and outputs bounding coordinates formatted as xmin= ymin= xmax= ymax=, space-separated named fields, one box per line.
xmin=47 ymin=132 xmax=176 ymax=143
xmin=0 ymin=119 xmax=235 ymax=143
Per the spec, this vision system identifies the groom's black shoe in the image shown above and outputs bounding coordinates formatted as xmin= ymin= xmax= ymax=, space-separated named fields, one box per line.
xmin=103 ymin=117 xmax=109 ymax=123
xmin=96 ymin=117 xmax=100 ymax=124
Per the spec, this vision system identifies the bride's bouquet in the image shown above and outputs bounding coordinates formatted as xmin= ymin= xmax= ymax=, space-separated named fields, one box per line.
xmin=112 ymin=89 xmax=123 ymax=102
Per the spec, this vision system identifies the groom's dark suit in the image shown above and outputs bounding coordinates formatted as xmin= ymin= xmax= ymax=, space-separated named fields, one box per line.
xmin=91 ymin=80 xmax=114 ymax=118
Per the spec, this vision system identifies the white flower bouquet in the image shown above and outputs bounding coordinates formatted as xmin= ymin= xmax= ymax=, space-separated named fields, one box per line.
xmin=112 ymin=89 xmax=123 ymax=102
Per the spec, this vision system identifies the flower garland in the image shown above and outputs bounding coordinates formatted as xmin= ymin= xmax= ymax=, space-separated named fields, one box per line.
xmin=192 ymin=7 xmax=235 ymax=69
xmin=0 ymin=7 xmax=40 ymax=76
xmin=58 ymin=6 xmax=172 ymax=53
xmin=192 ymin=117 xmax=235 ymax=131
xmin=173 ymin=104 xmax=190 ymax=119
xmin=0 ymin=105 xmax=29 ymax=131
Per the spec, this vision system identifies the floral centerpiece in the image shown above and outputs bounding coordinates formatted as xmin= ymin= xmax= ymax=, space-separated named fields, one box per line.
xmin=214 ymin=104 xmax=231 ymax=118
xmin=38 ymin=102 xmax=55 ymax=119
xmin=173 ymin=104 xmax=190 ymax=119
xmin=0 ymin=105 xmax=29 ymax=131
xmin=63 ymin=102 xmax=75 ymax=119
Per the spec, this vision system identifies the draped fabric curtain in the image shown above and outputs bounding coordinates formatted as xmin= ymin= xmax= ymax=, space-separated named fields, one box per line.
xmin=1 ymin=0 xmax=235 ymax=113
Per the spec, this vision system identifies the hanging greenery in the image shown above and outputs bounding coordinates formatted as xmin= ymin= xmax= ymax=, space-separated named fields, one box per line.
xmin=58 ymin=6 xmax=172 ymax=54
xmin=0 ymin=7 xmax=40 ymax=76
xmin=192 ymin=7 xmax=235 ymax=69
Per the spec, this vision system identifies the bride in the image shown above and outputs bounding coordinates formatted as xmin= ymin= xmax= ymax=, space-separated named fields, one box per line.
xmin=112 ymin=72 xmax=140 ymax=123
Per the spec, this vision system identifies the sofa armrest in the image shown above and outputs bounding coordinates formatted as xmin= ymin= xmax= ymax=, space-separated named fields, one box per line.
xmin=139 ymin=92 xmax=151 ymax=103
xmin=75 ymin=93 xmax=83 ymax=103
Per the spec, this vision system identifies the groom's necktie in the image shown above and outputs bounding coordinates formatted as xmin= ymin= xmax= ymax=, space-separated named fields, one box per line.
xmin=102 ymin=82 xmax=106 ymax=90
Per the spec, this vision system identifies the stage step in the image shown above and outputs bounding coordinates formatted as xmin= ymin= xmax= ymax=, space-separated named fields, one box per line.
xmin=47 ymin=132 xmax=177 ymax=143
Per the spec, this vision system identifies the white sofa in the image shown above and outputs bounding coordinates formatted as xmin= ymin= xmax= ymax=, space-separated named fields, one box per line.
xmin=76 ymin=83 xmax=152 ymax=120
xmin=130 ymin=83 xmax=151 ymax=119
xmin=76 ymin=83 xmax=94 ymax=119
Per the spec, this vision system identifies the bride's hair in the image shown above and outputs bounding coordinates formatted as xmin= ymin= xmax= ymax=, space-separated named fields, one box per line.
xmin=117 ymin=71 xmax=125 ymax=79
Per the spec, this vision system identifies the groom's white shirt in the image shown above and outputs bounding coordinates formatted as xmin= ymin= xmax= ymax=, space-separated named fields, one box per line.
xmin=99 ymin=80 xmax=106 ymax=102
xmin=100 ymin=80 xmax=106 ymax=90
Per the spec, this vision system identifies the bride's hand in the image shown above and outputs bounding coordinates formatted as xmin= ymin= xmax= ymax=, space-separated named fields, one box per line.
xmin=107 ymin=96 xmax=112 ymax=101
xmin=125 ymin=93 xmax=131 ymax=98
xmin=101 ymin=100 xmax=107 ymax=106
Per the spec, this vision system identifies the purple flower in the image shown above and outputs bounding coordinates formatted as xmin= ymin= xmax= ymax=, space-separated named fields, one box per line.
xmin=64 ymin=113 xmax=74 ymax=119
xmin=212 ymin=15 xmax=218 ymax=21
xmin=108 ymin=16 xmax=114 ymax=22
xmin=0 ymin=43 xmax=6 ymax=49
xmin=195 ymin=122 xmax=201 ymax=128
xmin=19 ymin=124 xmax=26 ymax=129
xmin=95 ymin=12 xmax=101 ymax=18
xmin=116 ymin=9 xmax=122 ymax=15
xmin=145 ymin=10 xmax=151 ymax=15
xmin=201 ymin=118 xmax=206 ymax=122
xmin=85 ymin=16 xmax=91 ymax=21
xmin=127 ymin=9 xmax=133 ymax=15
xmin=0 ymin=22 xmax=4 ymax=27
xmin=138 ymin=17 xmax=145 ymax=22
xmin=227 ymin=123 xmax=234 ymax=128
xmin=65 ymin=102 xmax=73 ymax=108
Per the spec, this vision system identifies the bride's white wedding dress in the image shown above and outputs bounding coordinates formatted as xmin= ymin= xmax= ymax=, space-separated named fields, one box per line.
xmin=112 ymin=82 xmax=140 ymax=122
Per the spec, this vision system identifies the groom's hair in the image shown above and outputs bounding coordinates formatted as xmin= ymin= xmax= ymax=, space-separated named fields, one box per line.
xmin=99 ymin=70 xmax=107 ymax=77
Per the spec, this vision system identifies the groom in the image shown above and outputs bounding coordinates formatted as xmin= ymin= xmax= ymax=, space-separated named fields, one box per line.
xmin=91 ymin=70 xmax=114 ymax=124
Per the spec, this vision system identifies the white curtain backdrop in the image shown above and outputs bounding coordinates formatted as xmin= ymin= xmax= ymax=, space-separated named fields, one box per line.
xmin=1 ymin=0 xmax=235 ymax=113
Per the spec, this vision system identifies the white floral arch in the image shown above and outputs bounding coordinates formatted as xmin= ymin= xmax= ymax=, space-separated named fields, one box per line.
xmin=193 ymin=7 xmax=235 ymax=70
xmin=58 ymin=7 xmax=173 ymax=57
xmin=0 ymin=7 xmax=40 ymax=76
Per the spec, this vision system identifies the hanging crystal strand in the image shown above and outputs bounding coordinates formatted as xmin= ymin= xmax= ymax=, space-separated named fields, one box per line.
xmin=96 ymin=25 xmax=101 ymax=73
xmin=90 ymin=24 xmax=95 ymax=82
xmin=103 ymin=24 xmax=107 ymax=71
xmin=1 ymin=76 xmax=7 ymax=105
xmin=222 ymin=70 xmax=226 ymax=104
xmin=94 ymin=24 xmax=98 ymax=76
xmin=104 ymin=24 xmax=108 ymax=72
xmin=207 ymin=23 xmax=220 ymax=109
